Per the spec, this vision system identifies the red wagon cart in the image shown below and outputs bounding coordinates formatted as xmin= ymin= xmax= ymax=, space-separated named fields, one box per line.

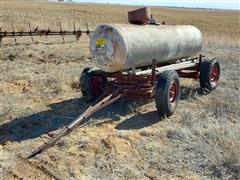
xmin=27 ymin=54 xmax=220 ymax=159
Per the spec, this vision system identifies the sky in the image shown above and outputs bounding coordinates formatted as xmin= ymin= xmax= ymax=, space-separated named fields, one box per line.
xmin=75 ymin=0 xmax=240 ymax=10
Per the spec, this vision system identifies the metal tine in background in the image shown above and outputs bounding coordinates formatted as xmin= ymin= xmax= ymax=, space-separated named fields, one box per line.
xmin=74 ymin=22 xmax=81 ymax=40
xmin=11 ymin=23 xmax=17 ymax=43
xmin=46 ymin=27 xmax=51 ymax=36
xmin=0 ymin=28 xmax=2 ymax=43
xmin=59 ymin=22 xmax=65 ymax=42
xmin=20 ymin=30 xmax=24 ymax=37
xmin=28 ymin=22 xmax=34 ymax=42
xmin=86 ymin=22 xmax=91 ymax=38
xmin=73 ymin=22 xmax=78 ymax=40
xmin=34 ymin=26 xmax=38 ymax=32
xmin=77 ymin=26 xmax=82 ymax=40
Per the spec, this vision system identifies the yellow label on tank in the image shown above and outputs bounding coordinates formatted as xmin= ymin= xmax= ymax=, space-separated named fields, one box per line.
xmin=96 ymin=39 xmax=106 ymax=46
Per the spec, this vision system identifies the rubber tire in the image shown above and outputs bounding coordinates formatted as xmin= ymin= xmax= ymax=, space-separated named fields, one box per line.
xmin=80 ymin=68 xmax=106 ymax=103
xmin=155 ymin=70 xmax=180 ymax=117
xmin=199 ymin=59 xmax=220 ymax=92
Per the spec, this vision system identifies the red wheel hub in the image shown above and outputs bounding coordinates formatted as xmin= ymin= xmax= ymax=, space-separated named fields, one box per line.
xmin=210 ymin=64 xmax=219 ymax=86
xmin=169 ymin=80 xmax=179 ymax=107
xmin=91 ymin=76 xmax=104 ymax=96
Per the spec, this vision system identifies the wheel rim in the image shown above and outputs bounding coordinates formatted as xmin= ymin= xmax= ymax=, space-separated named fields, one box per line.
xmin=210 ymin=64 xmax=219 ymax=87
xmin=169 ymin=80 xmax=179 ymax=108
xmin=91 ymin=75 xmax=104 ymax=96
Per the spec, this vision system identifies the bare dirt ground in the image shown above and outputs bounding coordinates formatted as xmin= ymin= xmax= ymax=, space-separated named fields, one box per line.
xmin=0 ymin=1 xmax=240 ymax=179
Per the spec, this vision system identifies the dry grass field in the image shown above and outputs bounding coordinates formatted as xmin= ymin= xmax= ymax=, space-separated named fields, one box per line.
xmin=0 ymin=0 xmax=240 ymax=179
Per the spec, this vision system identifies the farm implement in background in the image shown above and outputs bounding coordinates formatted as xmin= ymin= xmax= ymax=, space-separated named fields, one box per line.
xmin=0 ymin=22 xmax=93 ymax=43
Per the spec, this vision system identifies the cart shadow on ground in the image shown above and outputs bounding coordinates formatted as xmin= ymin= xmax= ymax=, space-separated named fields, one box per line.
xmin=0 ymin=86 xmax=202 ymax=143
xmin=115 ymin=86 xmax=202 ymax=130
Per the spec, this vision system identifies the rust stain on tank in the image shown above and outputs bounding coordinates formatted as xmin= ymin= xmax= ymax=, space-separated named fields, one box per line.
xmin=110 ymin=39 xmax=126 ymax=70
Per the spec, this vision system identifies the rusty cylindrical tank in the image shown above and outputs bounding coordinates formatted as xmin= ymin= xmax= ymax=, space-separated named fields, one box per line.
xmin=90 ymin=24 xmax=203 ymax=73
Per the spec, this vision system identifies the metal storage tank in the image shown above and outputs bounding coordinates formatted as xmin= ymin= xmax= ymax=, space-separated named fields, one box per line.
xmin=90 ymin=24 xmax=203 ymax=73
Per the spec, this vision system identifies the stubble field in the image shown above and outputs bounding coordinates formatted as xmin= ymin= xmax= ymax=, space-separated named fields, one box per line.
xmin=0 ymin=1 xmax=240 ymax=179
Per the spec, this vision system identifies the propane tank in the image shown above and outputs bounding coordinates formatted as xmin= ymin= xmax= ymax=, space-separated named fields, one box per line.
xmin=90 ymin=24 xmax=203 ymax=73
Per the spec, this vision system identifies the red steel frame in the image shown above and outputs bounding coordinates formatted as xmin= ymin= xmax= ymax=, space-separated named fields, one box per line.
xmin=177 ymin=55 xmax=203 ymax=79
xmin=102 ymin=54 xmax=203 ymax=98
xmin=27 ymin=54 xmax=203 ymax=159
